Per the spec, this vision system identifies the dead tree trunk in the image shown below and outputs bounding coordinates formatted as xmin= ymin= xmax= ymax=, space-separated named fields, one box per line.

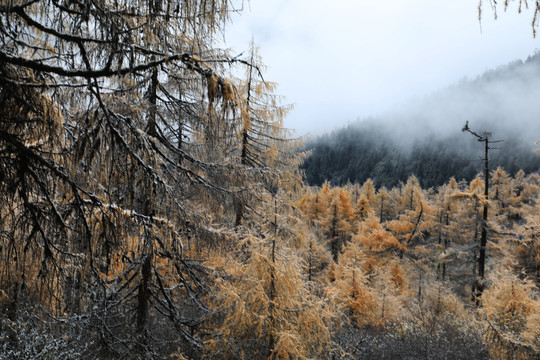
xmin=462 ymin=122 xmax=502 ymax=305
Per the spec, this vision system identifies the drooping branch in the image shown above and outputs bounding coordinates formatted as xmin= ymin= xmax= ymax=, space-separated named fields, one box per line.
xmin=0 ymin=51 xmax=183 ymax=78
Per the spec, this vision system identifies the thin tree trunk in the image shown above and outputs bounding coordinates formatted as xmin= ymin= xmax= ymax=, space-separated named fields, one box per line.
xmin=268 ymin=195 xmax=277 ymax=356
xmin=379 ymin=198 xmax=384 ymax=223
xmin=476 ymin=138 xmax=489 ymax=303
xmin=137 ymin=65 xmax=158 ymax=350
xmin=442 ymin=210 xmax=449 ymax=280
xmin=462 ymin=124 xmax=495 ymax=305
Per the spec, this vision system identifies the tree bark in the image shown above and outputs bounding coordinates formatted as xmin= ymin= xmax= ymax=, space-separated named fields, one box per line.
xmin=476 ymin=137 xmax=489 ymax=303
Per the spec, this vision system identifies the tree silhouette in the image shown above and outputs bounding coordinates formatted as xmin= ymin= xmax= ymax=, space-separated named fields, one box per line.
xmin=462 ymin=122 xmax=503 ymax=304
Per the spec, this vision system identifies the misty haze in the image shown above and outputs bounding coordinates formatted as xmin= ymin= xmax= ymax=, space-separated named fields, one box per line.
xmin=302 ymin=53 xmax=540 ymax=188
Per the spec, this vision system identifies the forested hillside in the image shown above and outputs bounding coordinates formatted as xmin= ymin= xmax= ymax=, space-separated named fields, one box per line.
xmin=302 ymin=53 xmax=540 ymax=188
xmin=0 ymin=1 xmax=539 ymax=360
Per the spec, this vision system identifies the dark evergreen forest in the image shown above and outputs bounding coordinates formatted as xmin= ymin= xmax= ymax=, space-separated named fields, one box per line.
xmin=302 ymin=53 xmax=540 ymax=189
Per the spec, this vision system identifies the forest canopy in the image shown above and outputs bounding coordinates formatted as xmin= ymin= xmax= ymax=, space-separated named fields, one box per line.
xmin=0 ymin=1 xmax=539 ymax=359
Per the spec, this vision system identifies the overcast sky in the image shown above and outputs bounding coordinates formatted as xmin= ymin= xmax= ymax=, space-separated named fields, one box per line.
xmin=224 ymin=0 xmax=539 ymax=136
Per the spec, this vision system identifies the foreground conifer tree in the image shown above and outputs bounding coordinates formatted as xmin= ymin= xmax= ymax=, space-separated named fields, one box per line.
xmin=0 ymin=1 xmax=302 ymax=358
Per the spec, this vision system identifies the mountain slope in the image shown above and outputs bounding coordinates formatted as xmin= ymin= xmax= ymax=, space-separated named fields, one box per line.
xmin=302 ymin=53 xmax=540 ymax=188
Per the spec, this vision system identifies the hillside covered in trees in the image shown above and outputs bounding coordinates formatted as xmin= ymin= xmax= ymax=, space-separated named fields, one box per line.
xmin=0 ymin=1 xmax=539 ymax=360
xmin=302 ymin=53 xmax=540 ymax=188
